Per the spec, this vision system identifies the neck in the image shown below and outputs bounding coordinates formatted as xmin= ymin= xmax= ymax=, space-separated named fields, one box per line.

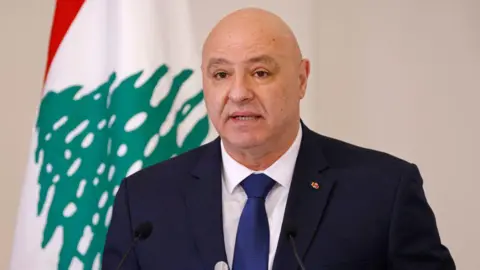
xmin=223 ymin=123 xmax=300 ymax=171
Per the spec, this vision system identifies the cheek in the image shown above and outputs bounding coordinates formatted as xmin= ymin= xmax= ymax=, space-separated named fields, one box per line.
xmin=260 ymin=86 xmax=295 ymax=122
xmin=258 ymin=91 xmax=285 ymax=116
xmin=271 ymin=85 xmax=290 ymax=107
xmin=203 ymin=88 xmax=227 ymax=118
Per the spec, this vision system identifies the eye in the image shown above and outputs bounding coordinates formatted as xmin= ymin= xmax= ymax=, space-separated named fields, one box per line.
xmin=213 ymin=71 xmax=228 ymax=79
xmin=253 ymin=70 xmax=269 ymax=78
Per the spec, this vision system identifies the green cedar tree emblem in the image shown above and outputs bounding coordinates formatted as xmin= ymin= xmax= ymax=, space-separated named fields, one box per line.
xmin=34 ymin=64 xmax=209 ymax=269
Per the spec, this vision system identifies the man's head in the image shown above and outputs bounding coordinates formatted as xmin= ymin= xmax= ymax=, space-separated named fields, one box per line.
xmin=201 ymin=8 xmax=310 ymax=163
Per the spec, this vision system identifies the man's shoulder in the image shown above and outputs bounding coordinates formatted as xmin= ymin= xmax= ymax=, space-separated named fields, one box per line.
xmin=307 ymin=130 xmax=423 ymax=196
xmin=123 ymin=138 xmax=218 ymax=185
xmin=310 ymin=129 xmax=416 ymax=176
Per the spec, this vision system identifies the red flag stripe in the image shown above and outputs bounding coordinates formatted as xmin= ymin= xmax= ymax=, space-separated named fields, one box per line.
xmin=43 ymin=0 xmax=85 ymax=84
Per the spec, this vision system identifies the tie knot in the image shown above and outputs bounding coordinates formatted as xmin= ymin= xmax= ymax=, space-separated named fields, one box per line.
xmin=241 ymin=173 xmax=275 ymax=199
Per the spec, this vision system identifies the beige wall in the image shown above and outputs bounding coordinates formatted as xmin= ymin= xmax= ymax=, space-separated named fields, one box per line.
xmin=0 ymin=1 xmax=56 ymax=269
xmin=1 ymin=0 xmax=478 ymax=269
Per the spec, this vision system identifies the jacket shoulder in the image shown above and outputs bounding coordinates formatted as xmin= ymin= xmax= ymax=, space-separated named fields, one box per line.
xmin=122 ymin=138 xmax=218 ymax=186
xmin=313 ymin=131 xmax=416 ymax=176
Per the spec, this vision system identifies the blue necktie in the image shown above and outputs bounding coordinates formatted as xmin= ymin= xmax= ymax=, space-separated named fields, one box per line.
xmin=232 ymin=173 xmax=275 ymax=270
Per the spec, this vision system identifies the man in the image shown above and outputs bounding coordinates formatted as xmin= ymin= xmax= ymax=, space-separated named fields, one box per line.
xmin=102 ymin=7 xmax=455 ymax=270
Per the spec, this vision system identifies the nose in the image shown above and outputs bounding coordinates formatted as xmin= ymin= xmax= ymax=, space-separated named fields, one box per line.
xmin=228 ymin=72 xmax=254 ymax=103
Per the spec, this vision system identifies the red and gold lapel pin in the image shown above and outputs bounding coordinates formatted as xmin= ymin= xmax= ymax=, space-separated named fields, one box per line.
xmin=311 ymin=181 xmax=320 ymax=190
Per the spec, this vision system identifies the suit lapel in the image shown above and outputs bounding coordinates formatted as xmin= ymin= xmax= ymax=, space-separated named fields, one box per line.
xmin=186 ymin=138 xmax=228 ymax=269
xmin=272 ymin=124 xmax=337 ymax=270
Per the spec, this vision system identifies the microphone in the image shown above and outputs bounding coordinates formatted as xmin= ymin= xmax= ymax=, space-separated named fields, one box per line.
xmin=115 ymin=221 xmax=153 ymax=270
xmin=286 ymin=227 xmax=306 ymax=270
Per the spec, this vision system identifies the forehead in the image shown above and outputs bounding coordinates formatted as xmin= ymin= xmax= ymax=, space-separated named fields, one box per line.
xmin=202 ymin=25 xmax=289 ymax=64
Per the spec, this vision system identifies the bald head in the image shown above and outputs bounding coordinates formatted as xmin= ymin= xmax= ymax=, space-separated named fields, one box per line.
xmin=199 ymin=8 xmax=310 ymax=170
xmin=202 ymin=8 xmax=303 ymax=66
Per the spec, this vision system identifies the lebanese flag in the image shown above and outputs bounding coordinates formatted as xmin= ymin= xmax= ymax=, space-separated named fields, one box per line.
xmin=10 ymin=1 xmax=214 ymax=269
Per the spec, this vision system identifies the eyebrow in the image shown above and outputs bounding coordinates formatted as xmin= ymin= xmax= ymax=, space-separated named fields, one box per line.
xmin=206 ymin=58 xmax=232 ymax=70
xmin=205 ymin=54 xmax=279 ymax=70
xmin=247 ymin=55 xmax=278 ymax=67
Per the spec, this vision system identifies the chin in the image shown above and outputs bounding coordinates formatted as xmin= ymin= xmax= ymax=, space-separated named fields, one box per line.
xmin=222 ymin=133 xmax=266 ymax=150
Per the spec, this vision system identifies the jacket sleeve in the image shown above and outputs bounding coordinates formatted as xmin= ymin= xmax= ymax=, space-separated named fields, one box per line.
xmin=388 ymin=163 xmax=456 ymax=269
xmin=102 ymin=178 xmax=140 ymax=270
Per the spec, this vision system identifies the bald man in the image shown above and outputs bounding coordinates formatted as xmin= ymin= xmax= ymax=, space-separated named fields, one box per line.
xmin=102 ymin=8 xmax=455 ymax=270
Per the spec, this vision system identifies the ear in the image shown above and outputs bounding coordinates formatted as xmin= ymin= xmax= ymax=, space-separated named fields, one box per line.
xmin=298 ymin=58 xmax=310 ymax=99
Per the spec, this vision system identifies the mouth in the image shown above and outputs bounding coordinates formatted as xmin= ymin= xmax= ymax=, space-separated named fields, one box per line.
xmin=229 ymin=113 xmax=262 ymax=122
xmin=230 ymin=115 xmax=261 ymax=121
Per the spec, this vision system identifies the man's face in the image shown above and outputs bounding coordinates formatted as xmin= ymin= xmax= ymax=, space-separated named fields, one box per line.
xmin=201 ymin=22 xmax=308 ymax=150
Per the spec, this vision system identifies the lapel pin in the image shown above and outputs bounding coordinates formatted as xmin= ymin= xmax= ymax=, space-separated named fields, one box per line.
xmin=311 ymin=181 xmax=320 ymax=190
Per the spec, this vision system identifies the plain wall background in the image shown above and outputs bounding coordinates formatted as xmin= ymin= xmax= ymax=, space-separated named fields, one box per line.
xmin=1 ymin=0 xmax=478 ymax=269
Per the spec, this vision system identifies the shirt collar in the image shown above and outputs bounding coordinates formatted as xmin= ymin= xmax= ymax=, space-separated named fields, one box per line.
xmin=221 ymin=123 xmax=303 ymax=194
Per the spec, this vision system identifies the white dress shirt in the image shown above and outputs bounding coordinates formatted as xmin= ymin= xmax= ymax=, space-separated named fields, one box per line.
xmin=220 ymin=124 xmax=302 ymax=270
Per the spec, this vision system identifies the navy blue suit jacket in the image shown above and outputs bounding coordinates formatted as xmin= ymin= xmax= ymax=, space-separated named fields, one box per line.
xmin=102 ymin=123 xmax=455 ymax=270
